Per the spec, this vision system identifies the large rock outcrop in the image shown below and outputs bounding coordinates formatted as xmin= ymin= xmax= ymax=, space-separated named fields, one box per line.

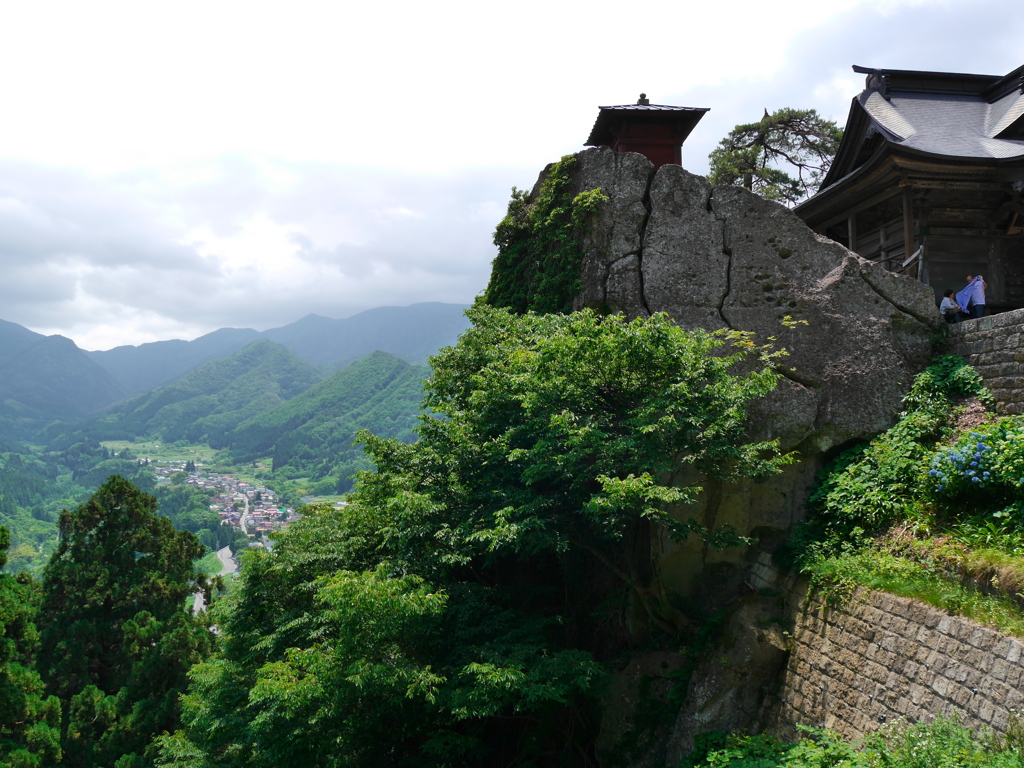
xmin=562 ymin=147 xmax=940 ymax=454
xmin=522 ymin=148 xmax=941 ymax=600
xmin=516 ymin=148 xmax=943 ymax=765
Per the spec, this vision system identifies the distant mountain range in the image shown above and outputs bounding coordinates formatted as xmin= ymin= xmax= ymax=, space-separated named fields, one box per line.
xmin=86 ymin=302 xmax=471 ymax=395
xmin=77 ymin=340 xmax=323 ymax=444
xmin=0 ymin=303 xmax=469 ymax=439
xmin=51 ymin=342 xmax=428 ymax=494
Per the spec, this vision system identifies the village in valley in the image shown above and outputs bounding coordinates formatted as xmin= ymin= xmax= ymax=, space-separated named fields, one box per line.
xmin=153 ymin=461 xmax=304 ymax=546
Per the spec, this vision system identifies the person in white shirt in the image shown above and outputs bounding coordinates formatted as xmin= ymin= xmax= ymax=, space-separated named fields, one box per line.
xmin=940 ymin=289 xmax=962 ymax=323
xmin=965 ymin=274 xmax=988 ymax=319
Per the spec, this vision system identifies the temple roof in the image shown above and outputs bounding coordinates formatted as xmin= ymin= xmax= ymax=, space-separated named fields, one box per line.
xmin=819 ymin=64 xmax=1024 ymax=192
xmin=585 ymin=97 xmax=709 ymax=146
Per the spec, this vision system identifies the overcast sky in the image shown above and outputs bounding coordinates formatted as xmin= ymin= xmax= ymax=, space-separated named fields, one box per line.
xmin=1 ymin=0 xmax=1021 ymax=350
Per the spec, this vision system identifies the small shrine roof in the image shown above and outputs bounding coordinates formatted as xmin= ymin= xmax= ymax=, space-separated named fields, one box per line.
xmin=585 ymin=96 xmax=709 ymax=146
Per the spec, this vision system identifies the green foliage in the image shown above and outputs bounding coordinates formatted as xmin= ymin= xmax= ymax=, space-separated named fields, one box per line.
xmin=925 ymin=418 xmax=1024 ymax=520
xmin=1 ymin=443 xmax=155 ymax=573
xmin=36 ymin=477 xmax=214 ymax=768
xmin=484 ymin=154 xmax=608 ymax=314
xmin=82 ymin=340 xmax=322 ymax=445
xmin=806 ymin=549 xmax=1024 ymax=636
xmin=792 ymin=354 xmax=1024 ymax=636
xmin=0 ymin=528 xmax=62 ymax=766
xmin=358 ymin=307 xmax=785 ymax=615
xmin=159 ymin=504 xmax=607 ymax=767
xmin=685 ymin=717 xmax=1024 ymax=767
xmin=226 ymin=351 xmax=427 ymax=494
xmin=708 ymin=108 xmax=843 ymax=204
xmin=154 ymin=485 xmax=240 ymax=552
xmin=796 ymin=356 xmax=988 ymax=562
xmin=161 ymin=306 xmax=786 ymax=767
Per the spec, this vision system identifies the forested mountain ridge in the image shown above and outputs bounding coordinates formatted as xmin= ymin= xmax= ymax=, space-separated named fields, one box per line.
xmin=0 ymin=302 xmax=468 ymax=442
xmin=74 ymin=339 xmax=322 ymax=444
xmin=0 ymin=319 xmax=124 ymax=438
xmin=85 ymin=301 xmax=470 ymax=395
xmin=259 ymin=302 xmax=472 ymax=368
xmin=225 ymin=351 xmax=428 ymax=493
xmin=83 ymin=326 xmax=264 ymax=398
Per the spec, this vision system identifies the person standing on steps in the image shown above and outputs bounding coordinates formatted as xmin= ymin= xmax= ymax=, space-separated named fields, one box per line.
xmin=966 ymin=274 xmax=988 ymax=319
xmin=956 ymin=275 xmax=988 ymax=320
xmin=940 ymin=289 xmax=962 ymax=323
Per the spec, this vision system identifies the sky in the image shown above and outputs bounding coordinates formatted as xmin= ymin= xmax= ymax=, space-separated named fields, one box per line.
xmin=1 ymin=0 xmax=1021 ymax=350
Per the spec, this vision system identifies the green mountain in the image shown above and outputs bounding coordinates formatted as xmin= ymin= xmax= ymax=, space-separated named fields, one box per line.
xmin=260 ymin=302 xmax=471 ymax=369
xmin=84 ymin=326 xmax=263 ymax=398
xmin=225 ymin=351 xmax=428 ymax=493
xmin=0 ymin=303 xmax=463 ymax=443
xmin=0 ymin=319 xmax=124 ymax=438
xmin=84 ymin=340 xmax=322 ymax=443
xmin=83 ymin=302 xmax=468 ymax=396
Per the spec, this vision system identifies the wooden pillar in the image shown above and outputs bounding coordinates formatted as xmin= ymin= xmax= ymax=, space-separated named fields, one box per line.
xmin=847 ymin=213 xmax=858 ymax=253
xmin=902 ymin=185 xmax=917 ymax=278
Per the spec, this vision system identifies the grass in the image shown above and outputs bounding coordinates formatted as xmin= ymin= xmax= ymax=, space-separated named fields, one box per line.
xmin=683 ymin=714 xmax=1024 ymax=767
xmin=195 ymin=549 xmax=225 ymax=576
xmin=808 ymin=547 xmax=1024 ymax=638
xmin=101 ymin=439 xmax=216 ymax=466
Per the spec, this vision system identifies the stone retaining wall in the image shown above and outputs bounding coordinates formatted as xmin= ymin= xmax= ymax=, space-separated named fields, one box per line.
xmin=948 ymin=308 xmax=1024 ymax=414
xmin=747 ymin=312 xmax=1024 ymax=743
xmin=761 ymin=586 xmax=1024 ymax=740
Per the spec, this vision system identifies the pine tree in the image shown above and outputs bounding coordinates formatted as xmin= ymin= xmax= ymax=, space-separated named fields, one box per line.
xmin=36 ymin=477 xmax=214 ymax=768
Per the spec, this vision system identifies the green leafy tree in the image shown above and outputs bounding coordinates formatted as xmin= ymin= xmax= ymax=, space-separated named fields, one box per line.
xmin=357 ymin=306 xmax=785 ymax=630
xmin=159 ymin=307 xmax=786 ymax=767
xmin=0 ymin=527 xmax=62 ymax=767
xmin=36 ymin=477 xmax=214 ymax=768
xmin=708 ymin=107 xmax=842 ymax=204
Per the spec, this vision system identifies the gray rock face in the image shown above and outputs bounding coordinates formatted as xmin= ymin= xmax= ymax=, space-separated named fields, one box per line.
xmin=511 ymin=148 xmax=946 ymax=765
xmin=533 ymin=146 xmax=942 ymax=606
xmin=513 ymin=147 xmax=945 ymax=765
xmin=565 ymin=147 xmax=941 ymax=453
xmin=664 ymin=595 xmax=790 ymax=763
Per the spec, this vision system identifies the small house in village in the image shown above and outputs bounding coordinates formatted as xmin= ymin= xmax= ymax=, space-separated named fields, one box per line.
xmin=795 ymin=64 xmax=1024 ymax=311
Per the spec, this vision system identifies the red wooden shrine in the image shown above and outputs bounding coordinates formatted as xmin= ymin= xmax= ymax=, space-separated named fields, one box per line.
xmin=585 ymin=94 xmax=709 ymax=169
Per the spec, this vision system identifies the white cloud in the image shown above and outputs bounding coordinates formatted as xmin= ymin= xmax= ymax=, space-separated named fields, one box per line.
xmin=0 ymin=0 xmax=1020 ymax=348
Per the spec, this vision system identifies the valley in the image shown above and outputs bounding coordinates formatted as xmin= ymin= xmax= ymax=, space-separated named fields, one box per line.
xmin=0 ymin=305 xmax=461 ymax=573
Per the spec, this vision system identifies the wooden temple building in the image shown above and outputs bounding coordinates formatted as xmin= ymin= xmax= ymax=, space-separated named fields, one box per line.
xmin=585 ymin=94 xmax=709 ymax=169
xmin=795 ymin=64 xmax=1024 ymax=311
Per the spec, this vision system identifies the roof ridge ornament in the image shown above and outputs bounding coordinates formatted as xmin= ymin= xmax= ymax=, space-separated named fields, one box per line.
xmin=637 ymin=93 xmax=650 ymax=106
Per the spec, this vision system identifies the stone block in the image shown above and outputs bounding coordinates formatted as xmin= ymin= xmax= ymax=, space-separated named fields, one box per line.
xmin=991 ymin=659 xmax=1010 ymax=681
xmin=951 ymin=685 xmax=973 ymax=708
xmin=969 ymin=627 xmax=999 ymax=650
xmin=931 ymin=676 xmax=951 ymax=697
xmin=979 ymin=700 xmax=996 ymax=723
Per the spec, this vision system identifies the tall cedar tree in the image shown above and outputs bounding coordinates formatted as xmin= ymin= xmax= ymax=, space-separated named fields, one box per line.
xmin=708 ymin=107 xmax=842 ymax=205
xmin=0 ymin=526 xmax=62 ymax=767
xmin=36 ymin=476 xmax=214 ymax=768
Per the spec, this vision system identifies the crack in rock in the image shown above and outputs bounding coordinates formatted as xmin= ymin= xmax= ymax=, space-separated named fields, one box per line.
xmin=859 ymin=267 xmax=937 ymax=328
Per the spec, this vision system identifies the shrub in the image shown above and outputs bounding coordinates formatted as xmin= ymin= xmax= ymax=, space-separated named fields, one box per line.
xmin=926 ymin=417 xmax=1024 ymax=523
xmin=796 ymin=356 xmax=988 ymax=562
